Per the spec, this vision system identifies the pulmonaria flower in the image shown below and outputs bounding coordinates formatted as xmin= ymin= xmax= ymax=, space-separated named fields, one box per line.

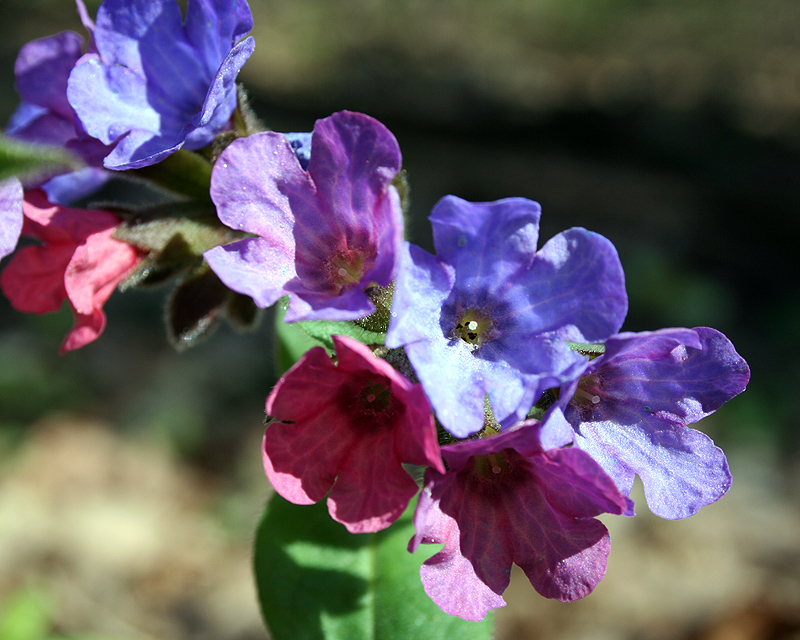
xmin=410 ymin=411 xmax=629 ymax=621
xmin=204 ymin=110 xmax=404 ymax=322
xmin=6 ymin=26 xmax=109 ymax=166
xmin=385 ymin=195 xmax=628 ymax=438
xmin=0 ymin=179 xmax=23 ymax=260
xmin=283 ymin=132 xmax=312 ymax=170
xmin=263 ymin=335 xmax=443 ymax=534
xmin=0 ymin=190 xmax=144 ymax=353
xmin=558 ymin=327 xmax=750 ymax=519
xmin=67 ymin=0 xmax=255 ymax=170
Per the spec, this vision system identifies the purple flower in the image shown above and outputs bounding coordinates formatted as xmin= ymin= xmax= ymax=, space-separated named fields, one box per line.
xmin=204 ymin=111 xmax=404 ymax=322
xmin=409 ymin=411 xmax=629 ymax=621
xmin=7 ymin=29 xmax=109 ymax=166
xmin=385 ymin=196 xmax=628 ymax=438
xmin=263 ymin=335 xmax=444 ymax=534
xmin=1 ymin=179 xmax=24 ymax=260
xmin=559 ymin=327 xmax=750 ymax=519
xmin=67 ymin=0 xmax=255 ymax=170
xmin=284 ymin=132 xmax=312 ymax=170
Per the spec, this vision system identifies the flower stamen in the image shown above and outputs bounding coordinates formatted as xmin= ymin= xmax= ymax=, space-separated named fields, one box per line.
xmin=453 ymin=309 xmax=494 ymax=351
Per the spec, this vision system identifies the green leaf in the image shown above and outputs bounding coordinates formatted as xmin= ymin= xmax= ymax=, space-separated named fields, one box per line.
xmin=114 ymin=204 xmax=244 ymax=291
xmin=565 ymin=341 xmax=605 ymax=359
xmin=0 ymin=589 xmax=51 ymax=640
xmin=118 ymin=238 xmax=196 ymax=290
xmin=113 ymin=203 xmax=240 ymax=254
xmin=297 ymin=320 xmax=385 ymax=352
xmin=128 ymin=148 xmax=213 ymax=202
xmin=0 ymin=135 xmax=81 ymax=182
xmin=254 ymin=495 xmax=494 ymax=640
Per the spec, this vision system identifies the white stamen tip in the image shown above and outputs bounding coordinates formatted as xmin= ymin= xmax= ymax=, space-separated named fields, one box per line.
xmin=467 ymin=320 xmax=478 ymax=331
xmin=338 ymin=268 xmax=348 ymax=277
xmin=591 ymin=395 xmax=601 ymax=404
xmin=491 ymin=465 xmax=501 ymax=474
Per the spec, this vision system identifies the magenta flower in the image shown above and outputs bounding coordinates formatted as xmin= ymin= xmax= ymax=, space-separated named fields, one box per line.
xmin=409 ymin=411 xmax=629 ymax=620
xmin=1 ymin=179 xmax=23 ymax=260
xmin=0 ymin=190 xmax=144 ymax=353
xmin=204 ymin=111 xmax=404 ymax=322
xmin=263 ymin=335 xmax=443 ymax=534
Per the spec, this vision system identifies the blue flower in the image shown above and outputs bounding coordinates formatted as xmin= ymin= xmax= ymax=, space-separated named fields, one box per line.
xmin=67 ymin=0 xmax=255 ymax=170
xmin=386 ymin=195 xmax=628 ymax=438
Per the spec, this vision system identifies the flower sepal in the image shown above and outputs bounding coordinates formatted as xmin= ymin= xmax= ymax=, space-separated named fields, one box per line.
xmin=128 ymin=148 xmax=213 ymax=203
xmin=166 ymin=263 xmax=259 ymax=350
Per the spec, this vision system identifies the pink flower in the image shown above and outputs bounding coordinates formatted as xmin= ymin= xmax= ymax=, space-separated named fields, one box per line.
xmin=263 ymin=335 xmax=444 ymax=533
xmin=409 ymin=412 xmax=629 ymax=620
xmin=0 ymin=190 xmax=144 ymax=353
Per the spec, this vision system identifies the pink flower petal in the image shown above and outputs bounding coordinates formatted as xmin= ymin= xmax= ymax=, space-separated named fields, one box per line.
xmin=0 ymin=190 xmax=143 ymax=353
xmin=263 ymin=335 xmax=441 ymax=533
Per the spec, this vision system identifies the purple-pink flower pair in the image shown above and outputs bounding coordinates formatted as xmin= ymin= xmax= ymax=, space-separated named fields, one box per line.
xmin=260 ymin=332 xmax=630 ymax=622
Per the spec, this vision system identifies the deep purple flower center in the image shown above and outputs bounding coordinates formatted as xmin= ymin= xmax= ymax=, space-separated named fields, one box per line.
xmin=338 ymin=373 xmax=397 ymax=427
xmin=324 ymin=248 xmax=370 ymax=294
xmin=358 ymin=382 xmax=393 ymax=414
xmin=472 ymin=451 xmax=513 ymax=481
xmin=451 ymin=309 xmax=495 ymax=352
xmin=570 ymin=373 xmax=605 ymax=418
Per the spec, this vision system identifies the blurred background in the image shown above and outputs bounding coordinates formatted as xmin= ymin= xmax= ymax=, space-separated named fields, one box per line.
xmin=1 ymin=0 xmax=799 ymax=638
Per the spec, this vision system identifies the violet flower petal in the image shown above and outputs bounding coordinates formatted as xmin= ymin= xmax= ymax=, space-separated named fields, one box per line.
xmin=567 ymin=327 xmax=749 ymax=519
xmin=14 ymin=31 xmax=83 ymax=120
xmin=206 ymin=112 xmax=403 ymax=322
xmin=205 ymin=237 xmax=296 ymax=309
xmin=284 ymin=132 xmax=312 ymax=170
xmin=410 ymin=486 xmax=507 ymax=621
xmin=68 ymin=0 xmax=254 ymax=169
xmin=42 ymin=168 xmax=113 ymax=206
xmin=431 ymin=196 xmax=541 ymax=291
xmin=0 ymin=179 xmax=24 ymax=260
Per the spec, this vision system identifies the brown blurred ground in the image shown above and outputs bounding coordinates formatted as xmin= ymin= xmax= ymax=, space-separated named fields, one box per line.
xmin=2 ymin=417 xmax=800 ymax=640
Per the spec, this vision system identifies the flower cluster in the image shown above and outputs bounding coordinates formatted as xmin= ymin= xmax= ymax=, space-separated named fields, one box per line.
xmin=251 ymin=166 xmax=748 ymax=618
xmin=1 ymin=0 xmax=750 ymax=625
xmin=1 ymin=0 xmax=256 ymax=349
